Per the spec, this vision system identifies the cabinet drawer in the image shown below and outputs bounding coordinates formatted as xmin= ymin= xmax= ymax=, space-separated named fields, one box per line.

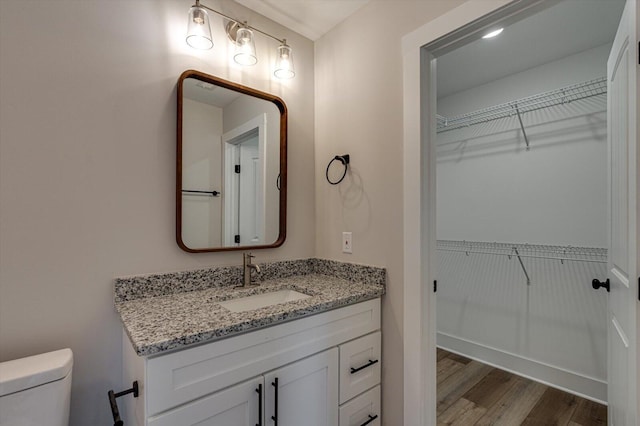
xmin=146 ymin=299 xmax=380 ymax=415
xmin=339 ymin=385 xmax=380 ymax=426
xmin=339 ymin=332 xmax=381 ymax=404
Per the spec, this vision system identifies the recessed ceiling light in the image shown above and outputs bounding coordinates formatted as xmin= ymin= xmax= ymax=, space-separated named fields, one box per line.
xmin=196 ymin=81 xmax=216 ymax=91
xmin=482 ymin=28 xmax=504 ymax=39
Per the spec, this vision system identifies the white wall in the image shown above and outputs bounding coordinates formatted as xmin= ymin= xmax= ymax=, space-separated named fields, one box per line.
xmin=0 ymin=1 xmax=314 ymax=425
xmin=182 ymin=99 xmax=223 ymax=247
xmin=436 ymin=44 xmax=610 ymax=399
xmin=314 ymin=2 xmax=465 ymax=424
xmin=437 ymin=44 xmax=610 ymax=246
xmin=437 ymin=252 xmax=608 ymax=399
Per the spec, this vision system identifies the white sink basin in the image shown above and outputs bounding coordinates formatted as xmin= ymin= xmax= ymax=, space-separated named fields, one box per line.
xmin=218 ymin=289 xmax=311 ymax=313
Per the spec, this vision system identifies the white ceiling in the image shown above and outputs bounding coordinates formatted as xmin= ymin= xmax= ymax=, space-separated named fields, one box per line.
xmin=184 ymin=79 xmax=242 ymax=107
xmin=232 ymin=0 xmax=625 ymax=97
xmin=234 ymin=0 xmax=370 ymax=41
xmin=437 ymin=0 xmax=626 ymax=98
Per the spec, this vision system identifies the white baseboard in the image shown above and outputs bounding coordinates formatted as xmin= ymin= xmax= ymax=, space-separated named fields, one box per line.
xmin=437 ymin=332 xmax=607 ymax=404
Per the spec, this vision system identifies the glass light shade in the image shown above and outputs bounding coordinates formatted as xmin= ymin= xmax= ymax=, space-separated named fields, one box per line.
xmin=233 ymin=28 xmax=258 ymax=66
xmin=274 ymin=44 xmax=295 ymax=79
xmin=186 ymin=6 xmax=213 ymax=50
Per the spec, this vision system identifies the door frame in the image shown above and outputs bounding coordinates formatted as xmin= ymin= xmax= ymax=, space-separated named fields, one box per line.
xmin=400 ymin=0 xmax=634 ymax=424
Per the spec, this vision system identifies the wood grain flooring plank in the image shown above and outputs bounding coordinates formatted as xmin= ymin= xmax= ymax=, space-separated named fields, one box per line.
xmin=438 ymin=357 xmax=465 ymax=385
xmin=438 ymin=398 xmax=487 ymax=426
xmin=438 ymin=347 xmax=451 ymax=362
xmin=438 ymin=398 xmax=474 ymax=425
xmin=446 ymin=352 xmax=473 ymax=365
xmin=475 ymin=377 xmax=547 ymax=426
xmin=462 ymin=367 xmax=518 ymax=409
xmin=521 ymin=387 xmax=579 ymax=426
xmin=436 ymin=350 xmax=607 ymax=426
xmin=450 ymin=404 xmax=487 ymax=426
xmin=437 ymin=361 xmax=493 ymax=415
xmin=569 ymin=398 xmax=607 ymax=425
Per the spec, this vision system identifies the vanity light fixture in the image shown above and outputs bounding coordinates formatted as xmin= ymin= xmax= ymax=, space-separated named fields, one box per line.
xmin=482 ymin=28 xmax=504 ymax=39
xmin=233 ymin=26 xmax=258 ymax=66
xmin=274 ymin=43 xmax=295 ymax=79
xmin=185 ymin=0 xmax=295 ymax=79
xmin=186 ymin=3 xmax=213 ymax=50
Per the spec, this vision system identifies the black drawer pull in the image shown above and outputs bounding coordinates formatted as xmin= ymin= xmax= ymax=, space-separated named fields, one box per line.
xmin=350 ymin=359 xmax=379 ymax=374
xmin=360 ymin=414 xmax=378 ymax=426
xmin=271 ymin=378 xmax=278 ymax=425
xmin=255 ymin=383 xmax=262 ymax=426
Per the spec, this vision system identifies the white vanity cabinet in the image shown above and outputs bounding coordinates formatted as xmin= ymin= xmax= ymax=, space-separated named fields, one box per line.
xmin=122 ymin=298 xmax=381 ymax=426
xmin=147 ymin=350 xmax=337 ymax=426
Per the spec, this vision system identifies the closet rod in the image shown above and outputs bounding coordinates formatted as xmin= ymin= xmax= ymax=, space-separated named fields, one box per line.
xmin=436 ymin=77 xmax=607 ymax=134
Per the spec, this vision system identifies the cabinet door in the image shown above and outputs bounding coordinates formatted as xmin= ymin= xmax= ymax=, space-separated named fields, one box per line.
xmin=264 ymin=348 xmax=338 ymax=426
xmin=148 ymin=377 xmax=263 ymax=426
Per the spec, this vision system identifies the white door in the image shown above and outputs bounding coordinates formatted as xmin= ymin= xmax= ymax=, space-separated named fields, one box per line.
xmin=606 ymin=0 xmax=638 ymax=424
xmin=264 ymin=348 xmax=339 ymax=426
xmin=238 ymin=137 xmax=262 ymax=245
xmin=148 ymin=377 xmax=263 ymax=426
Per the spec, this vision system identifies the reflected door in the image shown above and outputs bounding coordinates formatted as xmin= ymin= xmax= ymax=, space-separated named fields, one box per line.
xmin=223 ymin=115 xmax=266 ymax=247
xmin=238 ymin=136 xmax=261 ymax=245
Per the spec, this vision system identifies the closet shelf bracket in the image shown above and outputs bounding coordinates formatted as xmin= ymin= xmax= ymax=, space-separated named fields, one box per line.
xmin=514 ymin=104 xmax=530 ymax=151
xmin=513 ymin=247 xmax=531 ymax=285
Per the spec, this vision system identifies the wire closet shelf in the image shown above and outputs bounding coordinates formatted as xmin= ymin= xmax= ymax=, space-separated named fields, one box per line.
xmin=436 ymin=240 xmax=607 ymax=265
xmin=436 ymin=77 xmax=607 ymax=133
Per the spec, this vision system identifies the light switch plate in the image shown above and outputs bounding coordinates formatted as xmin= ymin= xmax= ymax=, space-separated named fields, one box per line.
xmin=343 ymin=232 xmax=353 ymax=254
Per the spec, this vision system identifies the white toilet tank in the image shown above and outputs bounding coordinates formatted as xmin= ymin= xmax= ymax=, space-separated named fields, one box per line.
xmin=0 ymin=348 xmax=73 ymax=426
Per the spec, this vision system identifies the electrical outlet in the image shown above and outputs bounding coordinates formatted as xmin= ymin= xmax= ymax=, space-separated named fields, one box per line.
xmin=342 ymin=232 xmax=353 ymax=254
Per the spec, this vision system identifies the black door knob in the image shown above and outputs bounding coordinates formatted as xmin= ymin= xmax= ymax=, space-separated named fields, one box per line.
xmin=592 ymin=278 xmax=610 ymax=292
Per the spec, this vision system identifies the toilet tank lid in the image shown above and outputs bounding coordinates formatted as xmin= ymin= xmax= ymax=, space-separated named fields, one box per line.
xmin=0 ymin=348 xmax=73 ymax=397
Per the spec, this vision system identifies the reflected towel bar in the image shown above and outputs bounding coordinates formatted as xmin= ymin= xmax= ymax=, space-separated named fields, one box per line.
xmin=182 ymin=189 xmax=220 ymax=197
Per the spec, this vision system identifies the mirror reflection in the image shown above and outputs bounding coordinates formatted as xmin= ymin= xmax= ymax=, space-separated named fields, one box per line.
xmin=177 ymin=70 xmax=286 ymax=252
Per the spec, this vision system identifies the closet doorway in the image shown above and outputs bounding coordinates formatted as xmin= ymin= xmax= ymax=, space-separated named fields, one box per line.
xmin=401 ymin=0 xmax=638 ymax=424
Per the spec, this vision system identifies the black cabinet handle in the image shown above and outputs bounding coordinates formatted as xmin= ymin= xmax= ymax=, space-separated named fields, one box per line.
xmin=360 ymin=414 xmax=378 ymax=426
xmin=271 ymin=378 xmax=278 ymax=425
xmin=350 ymin=359 xmax=379 ymax=374
xmin=255 ymin=383 xmax=263 ymax=426
xmin=592 ymin=278 xmax=610 ymax=292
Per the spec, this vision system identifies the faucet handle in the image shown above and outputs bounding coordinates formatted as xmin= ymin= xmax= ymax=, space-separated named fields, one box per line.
xmin=243 ymin=253 xmax=256 ymax=267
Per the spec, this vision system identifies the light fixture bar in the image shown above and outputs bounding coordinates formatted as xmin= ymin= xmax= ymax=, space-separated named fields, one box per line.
xmin=194 ymin=0 xmax=286 ymax=45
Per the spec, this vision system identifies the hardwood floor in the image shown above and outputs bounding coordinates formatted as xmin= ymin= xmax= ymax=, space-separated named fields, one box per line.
xmin=437 ymin=348 xmax=607 ymax=426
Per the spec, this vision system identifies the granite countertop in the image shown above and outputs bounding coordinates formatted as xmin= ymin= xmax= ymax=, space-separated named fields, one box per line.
xmin=115 ymin=259 xmax=386 ymax=356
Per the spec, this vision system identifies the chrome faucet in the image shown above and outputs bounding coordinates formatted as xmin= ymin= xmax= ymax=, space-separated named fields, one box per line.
xmin=242 ymin=252 xmax=261 ymax=287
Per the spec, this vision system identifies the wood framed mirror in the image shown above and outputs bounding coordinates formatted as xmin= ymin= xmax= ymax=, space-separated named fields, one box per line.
xmin=177 ymin=70 xmax=287 ymax=253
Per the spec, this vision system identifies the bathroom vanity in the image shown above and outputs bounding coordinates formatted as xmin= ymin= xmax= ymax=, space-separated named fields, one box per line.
xmin=115 ymin=259 xmax=385 ymax=426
